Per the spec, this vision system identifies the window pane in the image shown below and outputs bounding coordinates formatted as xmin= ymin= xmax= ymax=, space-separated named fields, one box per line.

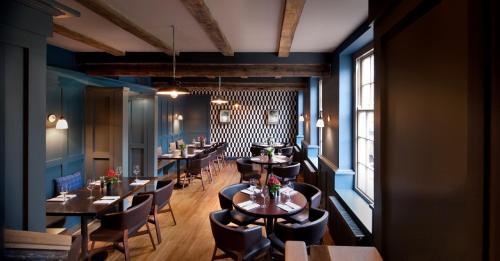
xmin=358 ymin=112 xmax=367 ymax=138
xmin=367 ymin=112 xmax=374 ymax=140
xmin=361 ymin=57 xmax=371 ymax=85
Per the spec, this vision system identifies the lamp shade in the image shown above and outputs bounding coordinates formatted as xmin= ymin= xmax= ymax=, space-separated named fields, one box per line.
xmin=211 ymin=96 xmax=229 ymax=104
xmin=56 ymin=117 xmax=68 ymax=129
xmin=177 ymin=114 xmax=183 ymax=120
xmin=316 ymin=118 xmax=324 ymax=128
xmin=299 ymin=114 xmax=305 ymax=122
xmin=156 ymin=85 xmax=190 ymax=98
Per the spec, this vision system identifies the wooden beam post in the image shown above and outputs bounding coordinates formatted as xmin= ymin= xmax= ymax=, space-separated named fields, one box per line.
xmin=53 ymin=23 xmax=125 ymax=56
xmin=75 ymin=0 xmax=174 ymax=55
xmin=180 ymin=0 xmax=234 ymax=56
xmin=278 ymin=0 xmax=305 ymax=57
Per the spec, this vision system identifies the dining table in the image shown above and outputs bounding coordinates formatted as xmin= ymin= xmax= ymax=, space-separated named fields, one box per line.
xmin=158 ymin=148 xmax=205 ymax=189
xmin=250 ymin=155 xmax=291 ymax=184
xmin=232 ymin=189 xmax=307 ymax=234
xmin=252 ymin=142 xmax=286 ymax=148
xmin=45 ymin=177 xmax=163 ymax=259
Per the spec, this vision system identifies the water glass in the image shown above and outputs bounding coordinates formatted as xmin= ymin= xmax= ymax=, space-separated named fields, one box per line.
xmin=260 ymin=186 xmax=269 ymax=208
xmin=115 ymin=166 xmax=122 ymax=183
xmin=59 ymin=184 xmax=68 ymax=203
xmin=87 ymin=179 xmax=95 ymax=200
xmin=133 ymin=165 xmax=140 ymax=182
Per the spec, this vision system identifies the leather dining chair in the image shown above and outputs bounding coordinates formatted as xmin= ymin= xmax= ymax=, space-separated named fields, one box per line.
xmin=89 ymin=194 xmax=155 ymax=261
xmin=272 ymin=162 xmax=301 ymax=183
xmin=186 ymin=154 xmax=210 ymax=190
xmin=208 ymin=149 xmax=220 ymax=174
xmin=284 ymin=182 xmax=322 ymax=224
xmin=210 ymin=209 xmax=271 ymax=261
xmin=250 ymin=146 xmax=263 ymax=157
xmin=218 ymin=183 xmax=258 ymax=226
xmin=278 ymin=146 xmax=294 ymax=158
xmin=236 ymin=158 xmax=261 ymax=184
xmin=269 ymin=208 xmax=328 ymax=257
xmin=139 ymin=179 xmax=176 ymax=244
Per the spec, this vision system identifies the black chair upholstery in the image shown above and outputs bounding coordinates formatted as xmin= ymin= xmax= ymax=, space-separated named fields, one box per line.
xmin=272 ymin=162 xmax=300 ymax=183
xmin=236 ymin=158 xmax=261 ymax=183
xmin=210 ymin=209 xmax=270 ymax=261
xmin=278 ymin=146 xmax=294 ymax=157
xmin=250 ymin=146 xmax=263 ymax=157
xmin=218 ymin=183 xmax=258 ymax=226
xmin=284 ymin=182 xmax=322 ymax=224
xmin=269 ymin=208 xmax=328 ymax=255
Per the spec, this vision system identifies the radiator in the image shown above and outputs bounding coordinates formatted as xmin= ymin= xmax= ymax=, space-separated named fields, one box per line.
xmin=328 ymin=196 xmax=366 ymax=246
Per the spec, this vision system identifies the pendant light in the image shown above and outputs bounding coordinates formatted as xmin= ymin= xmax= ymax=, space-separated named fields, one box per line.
xmin=157 ymin=25 xmax=189 ymax=98
xmin=299 ymin=114 xmax=305 ymax=122
xmin=211 ymin=76 xmax=228 ymax=104
xmin=316 ymin=110 xmax=324 ymax=128
xmin=56 ymin=88 xmax=68 ymax=129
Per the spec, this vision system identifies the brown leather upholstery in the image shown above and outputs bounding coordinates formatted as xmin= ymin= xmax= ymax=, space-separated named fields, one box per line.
xmin=269 ymin=208 xmax=328 ymax=255
xmin=89 ymin=194 xmax=155 ymax=261
xmin=139 ymin=179 xmax=177 ymax=243
xmin=210 ymin=209 xmax=270 ymax=261
xmin=273 ymin=162 xmax=301 ymax=183
xmin=218 ymin=183 xmax=258 ymax=226
xmin=236 ymin=158 xmax=261 ymax=183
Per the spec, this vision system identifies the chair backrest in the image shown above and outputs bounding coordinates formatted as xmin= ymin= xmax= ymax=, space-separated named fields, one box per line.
xmin=169 ymin=142 xmax=176 ymax=152
xmin=274 ymin=208 xmax=329 ymax=246
xmin=210 ymin=209 xmax=264 ymax=253
xmin=200 ymin=154 xmax=211 ymax=168
xmin=208 ymin=150 xmax=218 ymax=161
xmin=292 ymin=182 xmax=321 ymax=209
xmin=273 ymin=162 xmax=301 ymax=180
xmin=54 ymin=172 xmax=83 ymax=196
xmin=218 ymin=183 xmax=249 ymax=210
xmin=250 ymin=146 xmax=263 ymax=157
xmin=236 ymin=158 xmax=253 ymax=174
xmin=153 ymin=179 xmax=175 ymax=210
xmin=279 ymin=146 xmax=294 ymax=157
xmin=101 ymin=194 xmax=153 ymax=235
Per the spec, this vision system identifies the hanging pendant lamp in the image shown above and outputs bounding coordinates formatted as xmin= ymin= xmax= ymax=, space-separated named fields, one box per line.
xmin=56 ymin=88 xmax=68 ymax=130
xmin=211 ymin=76 xmax=228 ymax=104
xmin=157 ymin=25 xmax=189 ymax=98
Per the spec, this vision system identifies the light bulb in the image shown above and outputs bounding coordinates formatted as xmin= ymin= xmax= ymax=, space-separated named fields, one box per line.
xmin=170 ymin=91 xmax=178 ymax=98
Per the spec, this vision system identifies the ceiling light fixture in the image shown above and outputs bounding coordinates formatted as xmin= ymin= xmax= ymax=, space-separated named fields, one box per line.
xmin=157 ymin=25 xmax=189 ymax=98
xmin=299 ymin=114 xmax=305 ymax=122
xmin=316 ymin=110 xmax=325 ymax=128
xmin=55 ymin=88 xmax=68 ymax=130
xmin=211 ymin=76 xmax=228 ymax=104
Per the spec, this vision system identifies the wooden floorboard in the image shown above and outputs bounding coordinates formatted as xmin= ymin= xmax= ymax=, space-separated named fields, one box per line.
xmin=96 ymin=160 xmax=332 ymax=260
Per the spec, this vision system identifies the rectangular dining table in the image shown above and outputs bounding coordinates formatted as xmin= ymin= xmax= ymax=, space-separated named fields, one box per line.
xmin=45 ymin=177 xmax=163 ymax=259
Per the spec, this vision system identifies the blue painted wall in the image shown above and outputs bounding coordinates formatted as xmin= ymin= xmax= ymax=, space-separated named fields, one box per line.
xmin=157 ymin=96 xmax=185 ymax=153
xmin=182 ymin=94 xmax=211 ymax=143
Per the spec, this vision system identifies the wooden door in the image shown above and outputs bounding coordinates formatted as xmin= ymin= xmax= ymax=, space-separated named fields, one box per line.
xmin=85 ymin=87 xmax=126 ymax=179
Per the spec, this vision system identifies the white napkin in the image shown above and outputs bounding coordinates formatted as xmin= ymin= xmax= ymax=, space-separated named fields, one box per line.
xmin=242 ymin=203 xmax=260 ymax=211
xmin=100 ymin=196 xmax=120 ymax=200
xmin=91 ymin=181 xmax=101 ymax=186
xmin=56 ymin=194 xmax=77 ymax=199
xmin=240 ymin=186 xmax=261 ymax=195
xmin=162 ymin=153 xmax=173 ymax=157
xmin=277 ymin=203 xmax=294 ymax=212
xmin=93 ymin=199 xmax=116 ymax=205
xmin=46 ymin=197 xmax=66 ymax=202
xmin=237 ymin=200 xmax=253 ymax=207
xmin=194 ymin=149 xmax=204 ymax=153
xmin=130 ymin=180 xmax=149 ymax=186
xmin=285 ymin=201 xmax=301 ymax=210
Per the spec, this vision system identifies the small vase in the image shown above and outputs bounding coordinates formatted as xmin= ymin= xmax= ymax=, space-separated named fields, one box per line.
xmin=181 ymin=148 xmax=188 ymax=157
xmin=200 ymin=140 xmax=205 ymax=148
xmin=106 ymin=182 xmax=112 ymax=195
xmin=269 ymin=189 xmax=277 ymax=199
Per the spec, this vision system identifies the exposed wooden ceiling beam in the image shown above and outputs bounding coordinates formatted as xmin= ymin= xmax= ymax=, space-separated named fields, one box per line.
xmin=82 ymin=63 xmax=330 ymax=77
xmin=75 ymin=0 xmax=174 ymax=55
xmin=278 ymin=0 xmax=305 ymax=57
xmin=53 ymin=24 xmax=125 ymax=56
xmin=155 ymin=82 xmax=307 ymax=91
xmin=180 ymin=0 xmax=234 ymax=56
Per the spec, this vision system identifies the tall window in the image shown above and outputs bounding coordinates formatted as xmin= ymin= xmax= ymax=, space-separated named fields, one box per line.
xmin=355 ymin=49 xmax=374 ymax=201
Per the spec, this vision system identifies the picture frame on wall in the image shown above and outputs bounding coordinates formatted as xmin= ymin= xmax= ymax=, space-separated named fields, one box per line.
xmin=267 ymin=109 xmax=279 ymax=124
xmin=219 ymin=109 xmax=231 ymax=123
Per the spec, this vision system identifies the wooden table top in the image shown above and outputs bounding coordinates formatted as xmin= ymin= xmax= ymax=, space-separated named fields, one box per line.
xmin=158 ymin=153 xmax=198 ymax=160
xmin=250 ymin=155 xmax=290 ymax=165
xmin=232 ymin=190 xmax=307 ymax=218
xmin=46 ymin=177 xmax=162 ymax=216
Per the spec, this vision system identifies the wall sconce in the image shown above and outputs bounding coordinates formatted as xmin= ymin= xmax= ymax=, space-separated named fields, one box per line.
xmin=299 ymin=114 xmax=304 ymax=122
xmin=316 ymin=111 xmax=324 ymax=128
xmin=48 ymin=88 xmax=69 ymax=130
xmin=175 ymin=114 xmax=183 ymax=120
xmin=327 ymin=115 xmax=331 ymax=122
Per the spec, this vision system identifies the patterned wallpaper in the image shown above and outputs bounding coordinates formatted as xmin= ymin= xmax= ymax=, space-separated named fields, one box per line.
xmin=192 ymin=90 xmax=298 ymax=158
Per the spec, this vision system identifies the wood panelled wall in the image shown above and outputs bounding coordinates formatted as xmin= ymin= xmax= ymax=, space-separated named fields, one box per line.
xmin=157 ymin=96 xmax=184 ymax=153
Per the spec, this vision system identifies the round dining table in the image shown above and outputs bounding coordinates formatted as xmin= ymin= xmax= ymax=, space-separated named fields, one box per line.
xmin=232 ymin=190 xmax=307 ymax=235
xmin=250 ymin=155 xmax=291 ymax=184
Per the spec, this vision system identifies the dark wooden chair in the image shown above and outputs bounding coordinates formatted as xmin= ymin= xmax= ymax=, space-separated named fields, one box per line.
xmin=218 ymin=183 xmax=258 ymax=226
xmin=236 ymin=158 xmax=261 ymax=184
xmin=272 ymin=162 xmax=301 ymax=183
xmin=284 ymin=182 xmax=322 ymax=224
xmin=139 ymin=179 xmax=176 ymax=244
xmin=89 ymin=194 xmax=155 ymax=261
xmin=210 ymin=209 xmax=271 ymax=261
xmin=269 ymin=208 xmax=328 ymax=256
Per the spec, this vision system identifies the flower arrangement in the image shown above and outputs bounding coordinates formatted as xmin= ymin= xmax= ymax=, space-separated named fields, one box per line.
xmin=106 ymin=169 xmax=119 ymax=184
xmin=198 ymin=135 xmax=206 ymax=147
xmin=265 ymin=147 xmax=274 ymax=157
xmin=268 ymin=175 xmax=281 ymax=197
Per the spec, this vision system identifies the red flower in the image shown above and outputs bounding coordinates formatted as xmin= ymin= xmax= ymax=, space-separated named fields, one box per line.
xmin=106 ymin=169 xmax=116 ymax=177
xmin=268 ymin=176 xmax=281 ymax=186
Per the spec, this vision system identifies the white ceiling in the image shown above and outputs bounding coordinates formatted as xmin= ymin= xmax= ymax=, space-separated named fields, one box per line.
xmin=48 ymin=0 xmax=368 ymax=53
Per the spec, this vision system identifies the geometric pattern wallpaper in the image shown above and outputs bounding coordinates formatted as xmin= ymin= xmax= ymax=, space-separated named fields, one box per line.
xmin=192 ymin=90 xmax=298 ymax=158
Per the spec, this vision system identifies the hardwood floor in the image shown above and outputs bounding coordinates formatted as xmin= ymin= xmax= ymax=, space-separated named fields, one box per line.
xmin=97 ymin=161 xmax=331 ymax=261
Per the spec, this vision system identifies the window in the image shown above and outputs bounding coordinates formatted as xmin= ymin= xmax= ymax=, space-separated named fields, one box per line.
xmin=355 ymin=49 xmax=374 ymax=201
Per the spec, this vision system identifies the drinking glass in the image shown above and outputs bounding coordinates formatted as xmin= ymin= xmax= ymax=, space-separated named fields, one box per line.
xmin=87 ymin=179 xmax=95 ymax=200
xmin=286 ymin=181 xmax=294 ymax=203
xmin=115 ymin=166 xmax=122 ymax=183
xmin=133 ymin=165 xmax=140 ymax=182
xmin=260 ymin=186 xmax=269 ymax=208
xmin=249 ymin=178 xmax=256 ymax=202
xmin=59 ymin=184 xmax=68 ymax=203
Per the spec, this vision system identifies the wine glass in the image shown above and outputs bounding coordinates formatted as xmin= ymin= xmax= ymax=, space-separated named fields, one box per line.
xmin=249 ymin=178 xmax=257 ymax=202
xmin=260 ymin=186 xmax=269 ymax=208
xmin=286 ymin=181 xmax=294 ymax=203
xmin=133 ymin=165 xmax=140 ymax=182
xmin=59 ymin=184 xmax=68 ymax=203
xmin=87 ymin=179 xmax=95 ymax=200
xmin=115 ymin=166 xmax=122 ymax=183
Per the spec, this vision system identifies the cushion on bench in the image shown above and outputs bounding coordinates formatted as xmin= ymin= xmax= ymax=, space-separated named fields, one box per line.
xmin=54 ymin=172 xmax=83 ymax=196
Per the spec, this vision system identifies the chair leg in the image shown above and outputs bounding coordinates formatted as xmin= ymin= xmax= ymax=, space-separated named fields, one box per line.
xmin=169 ymin=203 xmax=177 ymax=225
xmin=123 ymin=232 xmax=130 ymax=261
xmin=200 ymin=172 xmax=205 ymax=191
xmin=146 ymin=222 xmax=156 ymax=250
xmin=153 ymin=210 xmax=162 ymax=244
xmin=211 ymin=245 xmax=218 ymax=261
